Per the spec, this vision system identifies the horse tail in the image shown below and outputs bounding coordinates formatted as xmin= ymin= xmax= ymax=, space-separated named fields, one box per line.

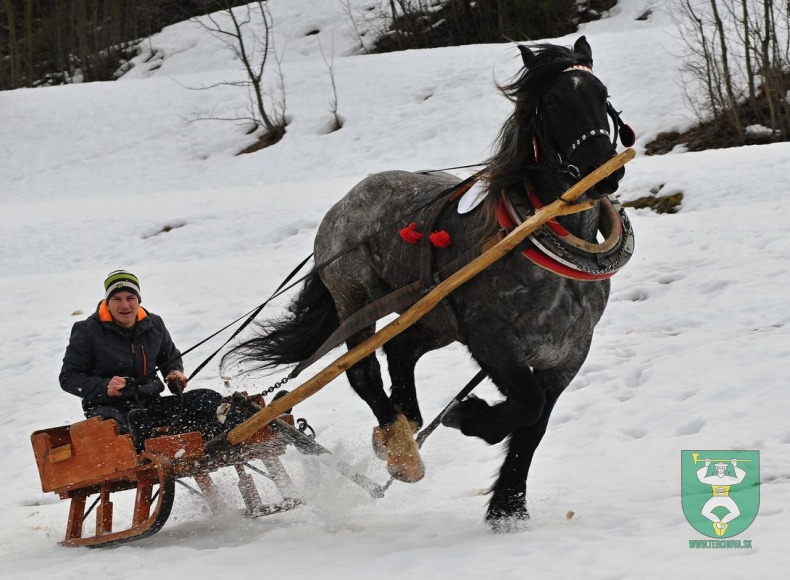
xmin=222 ymin=273 xmax=340 ymax=372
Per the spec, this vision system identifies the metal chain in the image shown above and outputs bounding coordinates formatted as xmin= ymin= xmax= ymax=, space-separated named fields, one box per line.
xmin=259 ymin=374 xmax=293 ymax=397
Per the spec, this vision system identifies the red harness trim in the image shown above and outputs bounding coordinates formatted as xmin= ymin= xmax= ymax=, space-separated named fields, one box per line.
xmin=496 ymin=193 xmax=616 ymax=281
xmin=521 ymin=247 xmax=616 ymax=280
xmin=449 ymin=180 xmax=474 ymax=202
xmin=526 ymin=190 xmax=570 ymax=237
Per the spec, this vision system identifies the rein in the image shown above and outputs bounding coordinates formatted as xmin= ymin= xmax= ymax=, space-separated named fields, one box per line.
xmin=128 ymin=61 xmax=636 ymax=404
xmin=133 ymin=144 xmax=627 ymax=389
xmin=127 ymin=168 xmax=492 ymax=389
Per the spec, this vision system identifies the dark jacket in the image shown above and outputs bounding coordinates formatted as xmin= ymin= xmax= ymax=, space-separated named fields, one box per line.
xmin=60 ymin=301 xmax=184 ymax=414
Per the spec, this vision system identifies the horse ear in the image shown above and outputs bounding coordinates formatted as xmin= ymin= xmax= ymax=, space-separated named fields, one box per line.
xmin=518 ymin=45 xmax=536 ymax=68
xmin=573 ymin=36 xmax=593 ymax=67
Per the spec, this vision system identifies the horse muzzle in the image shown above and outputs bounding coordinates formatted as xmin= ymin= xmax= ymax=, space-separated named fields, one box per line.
xmin=588 ymin=164 xmax=624 ymax=198
xmin=566 ymin=131 xmax=624 ymax=198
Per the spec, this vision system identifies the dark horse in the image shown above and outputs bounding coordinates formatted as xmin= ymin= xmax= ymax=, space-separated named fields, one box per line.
xmin=225 ymin=37 xmax=633 ymax=530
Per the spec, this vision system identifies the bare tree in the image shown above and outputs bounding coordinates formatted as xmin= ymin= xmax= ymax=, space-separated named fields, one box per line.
xmin=317 ymin=36 xmax=343 ymax=133
xmin=196 ymin=1 xmax=286 ymax=150
xmin=673 ymin=0 xmax=789 ymax=145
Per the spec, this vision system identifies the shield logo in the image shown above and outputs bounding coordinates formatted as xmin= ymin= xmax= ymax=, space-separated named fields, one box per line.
xmin=681 ymin=450 xmax=760 ymax=538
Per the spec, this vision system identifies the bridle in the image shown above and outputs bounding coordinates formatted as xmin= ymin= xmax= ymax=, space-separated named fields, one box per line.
xmin=531 ymin=64 xmax=635 ymax=182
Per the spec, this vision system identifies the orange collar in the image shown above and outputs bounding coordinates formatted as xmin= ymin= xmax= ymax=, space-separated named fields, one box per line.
xmin=98 ymin=300 xmax=148 ymax=323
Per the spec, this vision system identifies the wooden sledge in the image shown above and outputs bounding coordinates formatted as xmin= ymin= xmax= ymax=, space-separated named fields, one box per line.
xmin=31 ymin=396 xmax=305 ymax=548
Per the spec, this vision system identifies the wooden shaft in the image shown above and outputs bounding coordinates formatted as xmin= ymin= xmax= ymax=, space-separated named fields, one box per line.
xmin=227 ymin=149 xmax=636 ymax=445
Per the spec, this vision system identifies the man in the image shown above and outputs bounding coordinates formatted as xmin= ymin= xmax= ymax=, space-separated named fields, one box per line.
xmin=60 ymin=270 xmax=226 ymax=449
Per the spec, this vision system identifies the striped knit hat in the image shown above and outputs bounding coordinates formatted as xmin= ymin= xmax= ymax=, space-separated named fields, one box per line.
xmin=104 ymin=270 xmax=142 ymax=302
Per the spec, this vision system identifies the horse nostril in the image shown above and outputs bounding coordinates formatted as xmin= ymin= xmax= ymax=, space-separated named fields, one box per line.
xmin=591 ymin=171 xmax=623 ymax=197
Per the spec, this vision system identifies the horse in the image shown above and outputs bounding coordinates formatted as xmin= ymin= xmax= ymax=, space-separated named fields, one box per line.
xmin=224 ymin=36 xmax=635 ymax=530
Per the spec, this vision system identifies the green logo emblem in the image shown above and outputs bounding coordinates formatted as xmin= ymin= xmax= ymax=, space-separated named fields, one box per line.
xmin=681 ymin=450 xmax=759 ymax=538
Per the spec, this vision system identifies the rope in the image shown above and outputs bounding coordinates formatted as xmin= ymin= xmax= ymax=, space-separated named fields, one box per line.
xmin=126 ymin=168 xmax=489 ymax=390
xmin=128 ymin=152 xmax=582 ymax=390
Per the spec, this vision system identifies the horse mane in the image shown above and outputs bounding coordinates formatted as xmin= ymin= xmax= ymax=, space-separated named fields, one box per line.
xmin=477 ymin=43 xmax=593 ymax=234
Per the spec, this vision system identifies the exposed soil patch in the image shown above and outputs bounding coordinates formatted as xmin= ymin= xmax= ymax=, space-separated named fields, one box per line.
xmin=646 ymin=71 xmax=790 ymax=154
xmin=143 ymin=221 xmax=188 ymax=239
xmin=622 ymin=184 xmax=683 ymax=214
xmin=371 ymin=0 xmax=618 ymax=53
xmin=238 ymin=125 xmax=286 ymax=155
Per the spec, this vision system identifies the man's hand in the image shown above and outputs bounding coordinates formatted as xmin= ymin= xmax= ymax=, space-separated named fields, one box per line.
xmin=731 ymin=459 xmax=738 ymax=468
xmin=165 ymin=370 xmax=188 ymax=391
xmin=705 ymin=459 xmax=711 ymax=467
xmin=108 ymin=376 xmax=127 ymax=397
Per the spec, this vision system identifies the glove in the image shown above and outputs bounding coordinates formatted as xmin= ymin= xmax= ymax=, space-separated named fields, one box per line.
xmin=120 ymin=377 xmax=164 ymax=400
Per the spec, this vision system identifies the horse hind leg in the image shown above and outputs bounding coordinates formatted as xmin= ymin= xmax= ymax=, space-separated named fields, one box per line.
xmin=371 ymin=325 xmax=448 ymax=459
xmin=344 ymin=327 xmax=425 ymax=483
xmin=385 ymin=324 xmax=450 ymax=425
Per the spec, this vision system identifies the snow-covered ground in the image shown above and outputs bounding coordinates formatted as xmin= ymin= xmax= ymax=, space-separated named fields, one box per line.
xmin=1 ymin=0 xmax=788 ymax=577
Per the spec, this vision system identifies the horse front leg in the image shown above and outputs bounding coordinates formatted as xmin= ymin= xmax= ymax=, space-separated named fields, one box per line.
xmin=486 ymin=389 xmax=560 ymax=531
xmin=485 ymin=344 xmax=591 ymax=530
xmin=345 ymin=329 xmax=425 ymax=483
xmin=441 ymin=360 xmax=546 ymax=444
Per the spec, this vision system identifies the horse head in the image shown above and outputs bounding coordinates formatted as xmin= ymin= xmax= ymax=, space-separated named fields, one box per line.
xmin=516 ymin=37 xmax=633 ymax=199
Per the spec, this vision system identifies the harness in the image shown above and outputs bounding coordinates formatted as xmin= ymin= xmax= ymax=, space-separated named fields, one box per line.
xmin=532 ymin=64 xmax=636 ymax=179
xmin=291 ymin=178 xmax=488 ymax=377
xmin=290 ymin=69 xmax=638 ymax=374
xmin=128 ymin=57 xmax=638 ymax=407
xmin=495 ymin=184 xmax=634 ymax=280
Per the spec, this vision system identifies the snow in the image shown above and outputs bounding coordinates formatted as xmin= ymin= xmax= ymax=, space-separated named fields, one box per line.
xmin=1 ymin=0 xmax=789 ymax=577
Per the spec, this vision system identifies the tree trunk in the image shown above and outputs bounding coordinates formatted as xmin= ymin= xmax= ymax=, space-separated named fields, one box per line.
xmin=76 ymin=0 xmax=89 ymax=82
xmin=741 ymin=0 xmax=756 ymax=104
xmin=710 ymin=0 xmax=744 ymax=143
xmin=2 ymin=0 xmax=18 ymax=88
xmin=24 ymin=0 xmax=34 ymax=86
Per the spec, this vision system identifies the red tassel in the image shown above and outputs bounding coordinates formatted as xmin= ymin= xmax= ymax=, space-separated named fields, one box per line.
xmin=399 ymin=222 xmax=423 ymax=244
xmin=429 ymin=230 xmax=451 ymax=248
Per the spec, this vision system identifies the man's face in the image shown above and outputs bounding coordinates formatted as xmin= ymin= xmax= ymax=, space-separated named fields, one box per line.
xmin=107 ymin=291 xmax=139 ymax=328
xmin=716 ymin=466 xmax=727 ymax=477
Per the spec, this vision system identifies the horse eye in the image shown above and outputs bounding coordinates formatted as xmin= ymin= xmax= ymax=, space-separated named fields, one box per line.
xmin=543 ymin=98 xmax=560 ymax=112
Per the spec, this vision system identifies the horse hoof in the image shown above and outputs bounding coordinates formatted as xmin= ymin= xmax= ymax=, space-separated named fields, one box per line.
xmin=387 ymin=454 xmax=425 ymax=483
xmin=486 ymin=513 xmax=530 ymax=534
xmin=441 ymin=396 xmax=490 ymax=434
xmin=371 ymin=426 xmax=388 ymax=460
xmin=381 ymin=415 xmax=424 ymax=482
xmin=372 ymin=418 xmax=418 ymax=461
xmin=485 ymin=506 xmax=530 ymax=533
xmin=440 ymin=400 xmax=463 ymax=429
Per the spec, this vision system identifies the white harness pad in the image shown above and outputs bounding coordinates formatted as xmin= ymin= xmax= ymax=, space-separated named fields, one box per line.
xmin=457 ymin=180 xmax=489 ymax=214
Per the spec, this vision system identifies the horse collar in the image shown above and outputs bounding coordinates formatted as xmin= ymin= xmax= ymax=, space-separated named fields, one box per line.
xmin=496 ymin=187 xmax=635 ymax=281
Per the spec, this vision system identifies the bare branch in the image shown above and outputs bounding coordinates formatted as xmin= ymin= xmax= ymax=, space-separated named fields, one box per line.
xmin=186 ymin=0 xmax=286 ymax=148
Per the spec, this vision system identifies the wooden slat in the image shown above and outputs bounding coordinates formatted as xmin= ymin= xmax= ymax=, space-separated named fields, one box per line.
xmin=46 ymin=444 xmax=73 ymax=463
